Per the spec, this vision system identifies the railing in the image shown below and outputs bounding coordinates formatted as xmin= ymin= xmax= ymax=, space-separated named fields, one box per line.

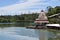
xmin=48 ymin=13 xmax=60 ymax=18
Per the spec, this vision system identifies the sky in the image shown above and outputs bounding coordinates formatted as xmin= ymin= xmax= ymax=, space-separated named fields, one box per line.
xmin=0 ymin=0 xmax=60 ymax=15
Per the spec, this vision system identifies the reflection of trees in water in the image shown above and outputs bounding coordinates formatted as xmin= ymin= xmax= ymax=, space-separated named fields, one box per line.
xmin=48 ymin=29 xmax=60 ymax=40
xmin=0 ymin=21 xmax=34 ymax=27
xmin=16 ymin=21 xmax=34 ymax=27
xmin=0 ymin=22 xmax=60 ymax=40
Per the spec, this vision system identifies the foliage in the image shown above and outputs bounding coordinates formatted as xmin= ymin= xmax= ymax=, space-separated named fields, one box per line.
xmin=47 ymin=6 xmax=60 ymax=23
xmin=0 ymin=13 xmax=38 ymax=23
xmin=0 ymin=6 xmax=60 ymax=24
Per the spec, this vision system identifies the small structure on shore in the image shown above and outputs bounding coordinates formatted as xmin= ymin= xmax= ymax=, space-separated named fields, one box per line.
xmin=27 ymin=10 xmax=49 ymax=29
xmin=34 ymin=10 xmax=49 ymax=24
xmin=27 ymin=10 xmax=60 ymax=29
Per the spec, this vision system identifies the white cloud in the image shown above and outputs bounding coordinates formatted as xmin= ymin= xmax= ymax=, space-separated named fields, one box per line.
xmin=0 ymin=0 xmax=60 ymax=15
xmin=0 ymin=0 xmax=41 ymax=15
xmin=0 ymin=0 xmax=40 ymax=11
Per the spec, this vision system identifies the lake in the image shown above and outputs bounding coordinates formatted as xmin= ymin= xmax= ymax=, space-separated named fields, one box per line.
xmin=0 ymin=23 xmax=60 ymax=40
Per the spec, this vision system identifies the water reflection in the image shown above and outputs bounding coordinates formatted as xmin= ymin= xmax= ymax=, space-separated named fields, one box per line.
xmin=0 ymin=27 xmax=38 ymax=40
xmin=35 ymin=29 xmax=48 ymax=40
xmin=0 ymin=24 xmax=60 ymax=40
xmin=48 ymin=29 xmax=60 ymax=40
xmin=0 ymin=22 xmax=32 ymax=27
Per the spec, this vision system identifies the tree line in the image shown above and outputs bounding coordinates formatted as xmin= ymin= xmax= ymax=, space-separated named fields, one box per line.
xmin=47 ymin=6 xmax=60 ymax=23
xmin=0 ymin=6 xmax=60 ymax=23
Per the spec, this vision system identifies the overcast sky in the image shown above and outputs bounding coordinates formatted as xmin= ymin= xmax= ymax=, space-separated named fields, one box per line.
xmin=0 ymin=0 xmax=60 ymax=15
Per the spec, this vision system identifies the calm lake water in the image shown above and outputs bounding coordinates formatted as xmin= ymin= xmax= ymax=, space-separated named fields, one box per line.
xmin=0 ymin=23 xmax=60 ymax=40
